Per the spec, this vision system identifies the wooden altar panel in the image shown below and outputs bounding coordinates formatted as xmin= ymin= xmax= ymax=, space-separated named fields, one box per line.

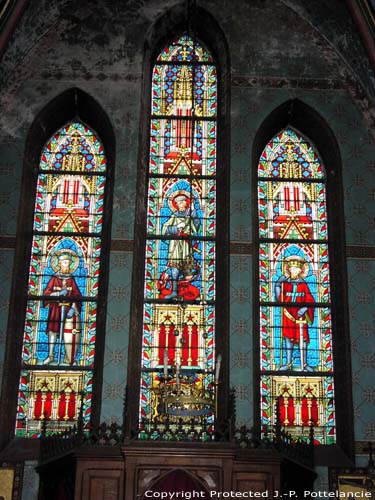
xmin=79 ymin=468 xmax=123 ymax=500
xmin=233 ymin=472 xmax=270 ymax=493
xmin=37 ymin=444 xmax=306 ymax=499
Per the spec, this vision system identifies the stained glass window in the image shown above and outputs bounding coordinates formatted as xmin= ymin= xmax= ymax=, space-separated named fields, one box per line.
xmin=258 ymin=128 xmax=335 ymax=444
xmin=139 ymin=35 xmax=218 ymax=436
xmin=16 ymin=122 xmax=107 ymax=437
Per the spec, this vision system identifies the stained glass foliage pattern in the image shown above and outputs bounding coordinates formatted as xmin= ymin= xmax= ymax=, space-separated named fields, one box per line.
xmin=258 ymin=128 xmax=336 ymax=444
xmin=16 ymin=122 xmax=107 ymax=437
xmin=139 ymin=35 xmax=218 ymax=434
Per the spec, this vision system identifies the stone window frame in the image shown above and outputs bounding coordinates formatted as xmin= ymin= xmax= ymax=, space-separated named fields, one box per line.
xmin=126 ymin=5 xmax=231 ymax=436
xmin=0 ymin=88 xmax=115 ymax=448
xmin=252 ymin=99 xmax=354 ymax=463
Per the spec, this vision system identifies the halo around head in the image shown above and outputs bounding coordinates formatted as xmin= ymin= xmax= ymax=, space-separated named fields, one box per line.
xmin=168 ymin=190 xmax=191 ymax=211
xmin=283 ymin=255 xmax=309 ymax=279
xmin=51 ymin=248 xmax=80 ymax=274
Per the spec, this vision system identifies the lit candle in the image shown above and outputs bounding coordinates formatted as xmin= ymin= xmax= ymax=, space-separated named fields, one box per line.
xmin=163 ymin=349 xmax=168 ymax=378
xmin=215 ymin=354 xmax=222 ymax=382
xmin=176 ymin=358 xmax=180 ymax=388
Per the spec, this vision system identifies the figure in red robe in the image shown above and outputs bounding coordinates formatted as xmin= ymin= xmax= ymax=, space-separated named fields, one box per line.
xmin=43 ymin=251 xmax=81 ymax=365
xmin=275 ymin=255 xmax=315 ymax=371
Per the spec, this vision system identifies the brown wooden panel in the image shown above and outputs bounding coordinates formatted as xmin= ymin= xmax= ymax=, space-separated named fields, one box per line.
xmin=233 ymin=472 xmax=269 ymax=493
xmin=79 ymin=469 xmax=123 ymax=500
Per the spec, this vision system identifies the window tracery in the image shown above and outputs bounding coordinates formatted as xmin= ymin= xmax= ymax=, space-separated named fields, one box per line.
xmin=16 ymin=121 xmax=107 ymax=436
xmin=139 ymin=35 xmax=218 ymax=434
xmin=258 ymin=128 xmax=335 ymax=444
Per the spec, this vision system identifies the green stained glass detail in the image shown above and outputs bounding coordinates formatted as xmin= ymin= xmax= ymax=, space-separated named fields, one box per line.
xmin=258 ymin=128 xmax=335 ymax=444
xmin=16 ymin=121 xmax=107 ymax=437
xmin=258 ymin=128 xmax=324 ymax=179
xmin=260 ymin=374 xmax=336 ymax=445
xmin=140 ymin=35 xmax=218 ymax=437
xmin=157 ymin=34 xmax=214 ymax=63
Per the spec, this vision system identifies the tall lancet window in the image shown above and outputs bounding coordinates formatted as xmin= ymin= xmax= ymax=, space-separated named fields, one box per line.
xmin=139 ymin=35 xmax=218 ymax=435
xmin=258 ymin=128 xmax=335 ymax=444
xmin=16 ymin=122 xmax=107 ymax=437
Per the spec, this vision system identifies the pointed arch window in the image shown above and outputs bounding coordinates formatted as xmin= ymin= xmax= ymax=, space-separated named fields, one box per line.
xmin=139 ymin=35 xmax=218 ymax=434
xmin=258 ymin=128 xmax=335 ymax=444
xmin=15 ymin=121 xmax=108 ymax=436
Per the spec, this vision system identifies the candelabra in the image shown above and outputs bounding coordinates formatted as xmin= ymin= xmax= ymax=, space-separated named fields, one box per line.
xmin=153 ymin=353 xmax=222 ymax=421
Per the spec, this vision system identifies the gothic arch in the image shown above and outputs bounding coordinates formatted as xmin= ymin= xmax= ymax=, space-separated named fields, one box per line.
xmin=252 ymin=99 xmax=354 ymax=462
xmin=127 ymin=5 xmax=230 ymax=436
xmin=0 ymin=88 xmax=115 ymax=446
xmin=141 ymin=468 xmax=210 ymax=499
